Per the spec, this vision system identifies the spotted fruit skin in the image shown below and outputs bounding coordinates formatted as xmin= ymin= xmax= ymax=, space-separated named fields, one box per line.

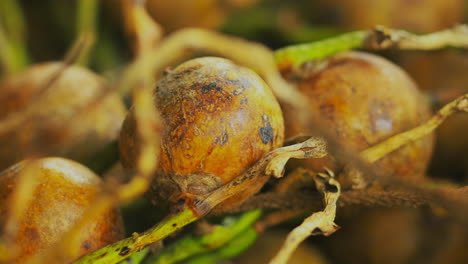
xmin=0 ymin=158 xmax=124 ymax=263
xmin=120 ymin=57 xmax=284 ymax=209
xmin=0 ymin=62 xmax=127 ymax=171
xmin=284 ymin=51 xmax=433 ymax=180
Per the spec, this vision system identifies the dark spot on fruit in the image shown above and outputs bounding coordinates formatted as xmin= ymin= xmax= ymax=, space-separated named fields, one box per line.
xmin=201 ymin=82 xmax=223 ymax=93
xmin=215 ymin=131 xmax=229 ymax=145
xmin=82 ymin=240 xmax=92 ymax=250
xmin=98 ymin=252 xmax=108 ymax=259
xmin=172 ymin=223 xmax=177 ymax=227
xmin=119 ymin=246 xmax=131 ymax=256
xmin=24 ymin=227 xmax=40 ymax=241
xmin=259 ymin=115 xmax=274 ymax=144
xmin=115 ymin=248 xmax=121 ymax=252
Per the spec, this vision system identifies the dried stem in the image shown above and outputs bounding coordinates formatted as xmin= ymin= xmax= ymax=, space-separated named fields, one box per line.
xmin=269 ymin=171 xmax=341 ymax=264
xmin=74 ymin=0 xmax=98 ymax=66
xmin=218 ymin=187 xmax=468 ymax=221
xmin=365 ymin=24 xmax=468 ymax=50
xmin=360 ymin=93 xmax=468 ymax=163
xmin=122 ymin=0 xmax=163 ymax=56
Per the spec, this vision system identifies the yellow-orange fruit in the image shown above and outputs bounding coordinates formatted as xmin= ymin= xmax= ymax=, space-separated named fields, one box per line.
xmin=283 ymin=51 xmax=433 ymax=180
xmin=0 ymin=157 xmax=124 ymax=263
xmin=119 ymin=57 xmax=284 ymax=210
xmin=0 ymin=62 xmax=127 ymax=171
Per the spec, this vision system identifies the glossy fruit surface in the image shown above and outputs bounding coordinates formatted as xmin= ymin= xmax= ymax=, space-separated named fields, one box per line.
xmin=0 ymin=157 xmax=124 ymax=263
xmin=120 ymin=57 xmax=284 ymax=209
xmin=0 ymin=62 xmax=127 ymax=171
xmin=284 ymin=51 xmax=433 ymax=180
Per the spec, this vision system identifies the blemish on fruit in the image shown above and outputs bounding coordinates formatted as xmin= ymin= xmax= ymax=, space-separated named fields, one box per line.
xmin=24 ymin=227 xmax=40 ymax=241
xmin=259 ymin=115 xmax=274 ymax=144
xmin=82 ymin=240 xmax=92 ymax=250
xmin=201 ymin=82 xmax=222 ymax=93
xmin=215 ymin=131 xmax=229 ymax=145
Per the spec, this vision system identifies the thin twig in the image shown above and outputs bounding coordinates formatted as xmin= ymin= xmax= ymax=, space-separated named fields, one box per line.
xmin=365 ymin=24 xmax=468 ymax=50
xmin=74 ymin=0 xmax=98 ymax=66
xmin=217 ymin=187 xmax=468 ymax=221
xmin=360 ymin=93 xmax=468 ymax=163
xmin=269 ymin=171 xmax=341 ymax=264
xmin=122 ymin=0 xmax=163 ymax=56
xmin=0 ymin=0 xmax=28 ymax=74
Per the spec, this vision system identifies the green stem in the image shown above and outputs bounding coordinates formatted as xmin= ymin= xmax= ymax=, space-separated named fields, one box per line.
xmin=274 ymin=30 xmax=367 ymax=71
xmin=0 ymin=0 xmax=28 ymax=74
xmin=185 ymin=228 xmax=258 ymax=264
xmin=74 ymin=0 xmax=99 ymax=66
xmin=145 ymin=210 xmax=261 ymax=264
xmin=73 ymin=207 xmax=197 ymax=264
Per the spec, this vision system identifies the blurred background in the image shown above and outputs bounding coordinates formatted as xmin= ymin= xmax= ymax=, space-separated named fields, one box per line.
xmin=1 ymin=1 xmax=467 ymax=263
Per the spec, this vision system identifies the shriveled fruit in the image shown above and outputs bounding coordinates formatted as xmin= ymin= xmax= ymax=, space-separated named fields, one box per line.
xmin=0 ymin=62 xmax=127 ymax=171
xmin=283 ymin=51 xmax=433 ymax=181
xmin=0 ymin=157 xmax=124 ymax=263
xmin=119 ymin=57 xmax=284 ymax=211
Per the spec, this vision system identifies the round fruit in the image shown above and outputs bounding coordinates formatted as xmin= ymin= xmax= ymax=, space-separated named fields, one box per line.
xmin=119 ymin=57 xmax=284 ymax=210
xmin=283 ymin=51 xmax=433 ymax=181
xmin=0 ymin=62 xmax=127 ymax=171
xmin=0 ymin=157 xmax=124 ymax=263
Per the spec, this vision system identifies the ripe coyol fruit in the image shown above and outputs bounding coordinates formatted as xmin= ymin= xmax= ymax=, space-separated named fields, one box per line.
xmin=119 ymin=57 xmax=284 ymax=211
xmin=283 ymin=51 xmax=433 ymax=181
xmin=0 ymin=157 xmax=124 ymax=263
xmin=0 ymin=62 xmax=127 ymax=171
